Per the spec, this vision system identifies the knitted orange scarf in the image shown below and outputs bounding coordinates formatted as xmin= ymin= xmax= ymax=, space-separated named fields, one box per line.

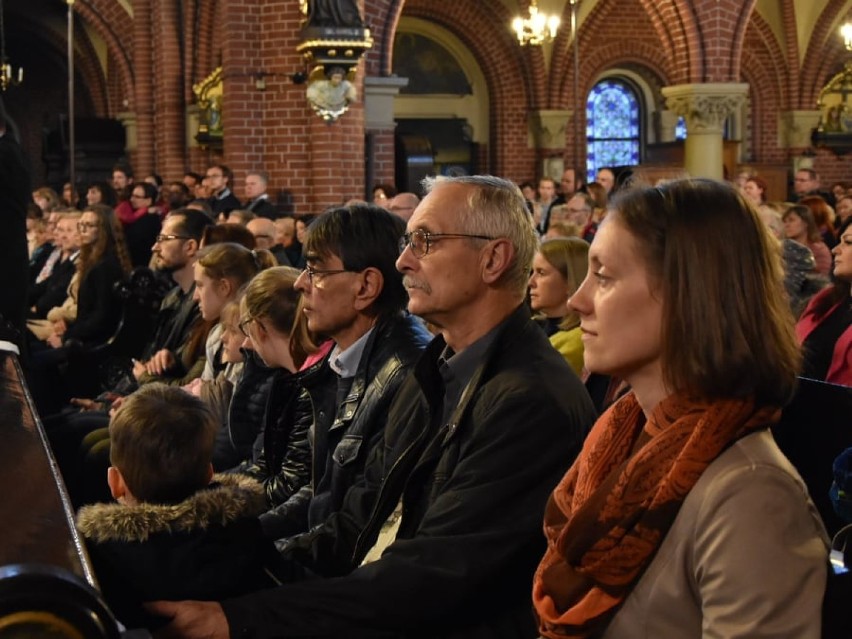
xmin=532 ymin=391 xmax=780 ymax=638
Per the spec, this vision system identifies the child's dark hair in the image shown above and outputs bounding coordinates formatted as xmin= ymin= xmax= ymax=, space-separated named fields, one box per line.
xmin=109 ymin=384 xmax=218 ymax=504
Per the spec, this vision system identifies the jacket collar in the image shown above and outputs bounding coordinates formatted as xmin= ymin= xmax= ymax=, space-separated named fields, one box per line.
xmin=76 ymin=474 xmax=266 ymax=544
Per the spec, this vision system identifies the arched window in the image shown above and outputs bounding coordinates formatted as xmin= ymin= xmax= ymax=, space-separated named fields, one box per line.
xmin=586 ymin=79 xmax=640 ymax=179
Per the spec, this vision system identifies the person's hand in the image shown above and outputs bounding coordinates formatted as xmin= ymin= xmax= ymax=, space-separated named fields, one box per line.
xmin=146 ymin=349 xmax=176 ymax=376
xmin=132 ymin=358 xmax=148 ymax=380
xmin=46 ymin=332 xmax=63 ymax=348
xmin=144 ymin=600 xmax=229 ymax=639
xmin=52 ymin=319 xmax=68 ymax=336
xmin=70 ymin=397 xmax=97 ymax=411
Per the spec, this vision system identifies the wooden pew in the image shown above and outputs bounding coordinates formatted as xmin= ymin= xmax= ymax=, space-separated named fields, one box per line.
xmin=0 ymin=348 xmax=122 ymax=637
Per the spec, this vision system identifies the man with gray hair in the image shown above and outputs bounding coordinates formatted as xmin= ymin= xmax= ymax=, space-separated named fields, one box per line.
xmin=243 ymin=170 xmax=279 ymax=219
xmin=387 ymin=191 xmax=420 ymax=221
xmin=152 ymin=175 xmax=596 ymax=639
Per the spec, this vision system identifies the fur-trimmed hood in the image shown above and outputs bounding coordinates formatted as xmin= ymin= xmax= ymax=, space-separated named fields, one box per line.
xmin=76 ymin=473 xmax=266 ymax=544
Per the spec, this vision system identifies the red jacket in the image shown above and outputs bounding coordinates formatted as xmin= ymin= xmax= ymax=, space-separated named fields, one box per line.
xmin=796 ymin=288 xmax=852 ymax=386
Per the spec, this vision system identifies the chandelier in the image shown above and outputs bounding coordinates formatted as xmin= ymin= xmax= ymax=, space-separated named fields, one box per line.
xmin=842 ymin=21 xmax=852 ymax=51
xmin=512 ymin=0 xmax=560 ymax=46
xmin=0 ymin=0 xmax=22 ymax=91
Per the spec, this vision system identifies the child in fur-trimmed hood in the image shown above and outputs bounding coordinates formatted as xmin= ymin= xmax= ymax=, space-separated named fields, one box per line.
xmin=76 ymin=384 xmax=282 ymax=631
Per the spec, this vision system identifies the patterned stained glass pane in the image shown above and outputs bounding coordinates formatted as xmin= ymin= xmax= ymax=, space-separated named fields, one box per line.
xmin=586 ymin=79 xmax=640 ymax=179
xmin=676 ymin=116 xmax=687 ymax=140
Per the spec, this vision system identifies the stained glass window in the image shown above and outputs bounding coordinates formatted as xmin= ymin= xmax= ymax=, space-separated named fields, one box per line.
xmin=675 ymin=116 xmax=687 ymax=140
xmin=586 ymin=80 xmax=640 ymax=179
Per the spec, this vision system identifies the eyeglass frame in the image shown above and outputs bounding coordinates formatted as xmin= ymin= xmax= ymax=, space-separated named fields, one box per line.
xmin=238 ymin=316 xmax=265 ymax=338
xmin=77 ymin=221 xmax=98 ymax=231
xmin=399 ymin=229 xmax=495 ymax=258
xmin=154 ymin=234 xmax=191 ymax=243
xmin=301 ymin=264 xmax=354 ymax=285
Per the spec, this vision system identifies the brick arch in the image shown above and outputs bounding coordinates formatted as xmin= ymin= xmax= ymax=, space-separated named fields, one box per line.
xmin=367 ymin=0 xmax=404 ymax=76
xmin=727 ymin=0 xmax=759 ymax=80
xmin=393 ymin=0 xmax=537 ymax=178
xmin=746 ymin=12 xmax=790 ymax=110
xmin=779 ymin=0 xmax=800 ymax=109
xmin=810 ymin=42 xmax=847 ymax=110
xmin=74 ymin=0 xmax=133 ymax=109
xmin=740 ymin=51 xmax=781 ymax=163
xmin=799 ymin=0 xmax=847 ymax=107
xmin=637 ymin=0 xmax=701 ymax=84
xmin=562 ymin=43 xmax=673 ymax=113
xmin=551 ymin=0 xmax=678 ymax=109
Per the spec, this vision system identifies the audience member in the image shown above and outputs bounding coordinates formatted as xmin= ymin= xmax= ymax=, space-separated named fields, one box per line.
xmin=76 ymin=384 xmax=281 ymax=631
xmin=793 ymin=167 xmax=835 ymax=207
xmin=533 ymin=178 xmax=828 ymax=639
xmin=560 ymin=166 xmax=584 ymax=198
xmin=256 ymin=204 xmax=431 ymax=540
xmin=201 ymin=223 xmax=255 ymax=250
xmin=32 ymin=186 xmax=60 ymax=215
xmin=294 ymin=214 xmax=315 ymax=246
xmin=386 ymin=192 xmax=420 ymax=221
xmin=226 ymin=267 xmax=313 ymax=511
xmin=529 ymin=237 xmax=589 ymax=375
xmin=186 ymin=198 xmax=214 ymax=220
xmin=797 ymin=216 xmax=852 ymax=386
xmin=595 ymin=167 xmax=616 ymax=194
xmin=87 ymin=181 xmax=118 ymax=208
xmin=836 ymin=195 xmax=852 ymax=227
xmin=29 ymin=212 xmax=81 ymax=321
xmin=206 ymin=164 xmax=241 ymax=217
xmin=537 ymin=176 xmax=559 ymax=234
xmin=225 ymin=209 xmax=256 ymax=226
xmin=800 ymin=194 xmax=838 ymax=248
xmin=783 ymin=204 xmax=833 ymax=276
xmin=247 ymin=217 xmax=289 ymax=265
xmin=123 ymin=182 xmax=163 ymax=267
xmin=150 ymin=175 xmax=595 ymax=639
xmin=273 ymin=216 xmax=303 ymax=268
xmin=371 ymin=183 xmax=396 ymax=206
xmin=243 ymin=170 xmax=278 ymax=219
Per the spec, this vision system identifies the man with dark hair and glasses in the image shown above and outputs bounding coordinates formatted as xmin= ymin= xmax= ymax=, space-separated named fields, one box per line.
xmin=153 ymin=177 xmax=595 ymax=639
xmin=239 ymin=203 xmax=430 ymax=543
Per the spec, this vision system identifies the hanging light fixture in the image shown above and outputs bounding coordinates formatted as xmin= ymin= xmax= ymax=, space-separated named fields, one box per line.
xmin=842 ymin=21 xmax=852 ymax=51
xmin=512 ymin=0 xmax=560 ymax=46
xmin=0 ymin=0 xmax=22 ymax=91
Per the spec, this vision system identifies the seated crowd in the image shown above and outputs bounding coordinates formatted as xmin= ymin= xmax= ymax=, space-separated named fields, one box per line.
xmin=5 ymin=163 xmax=851 ymax=639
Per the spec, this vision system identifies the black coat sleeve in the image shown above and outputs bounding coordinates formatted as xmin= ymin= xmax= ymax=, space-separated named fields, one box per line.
xmin=64 ymin=258 xmax=124 ymax=343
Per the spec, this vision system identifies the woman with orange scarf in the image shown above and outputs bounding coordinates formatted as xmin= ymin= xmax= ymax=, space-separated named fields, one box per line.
xmin=533 ymin=179 xmax=828 ymax=638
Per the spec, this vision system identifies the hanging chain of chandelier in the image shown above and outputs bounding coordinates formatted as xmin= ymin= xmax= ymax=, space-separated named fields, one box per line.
xmin=0 ymin=0 xmax=23 ymax=91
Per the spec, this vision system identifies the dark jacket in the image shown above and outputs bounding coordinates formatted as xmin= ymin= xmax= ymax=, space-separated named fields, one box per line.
xmin=215 ymin=349 xmax=276 ymax=470
xmin=231 ymin=360 xmax=313 ymax=507
xmin=29 ymin=252 xmax=78 ymax=319
xmin=222 ymin=304 xmax=597 ymax=639
xmin=209 ymin=189 xmax=241 ymax=217
xmin=76 ymin=474 xmax=281 ymax=631
xmin=258 ymin=313 xmax=431 ymax=541
xmin=63 ymin=253 xmax=125 ymax=345
xmin=246 ymin=196 xmax=279 ymax=220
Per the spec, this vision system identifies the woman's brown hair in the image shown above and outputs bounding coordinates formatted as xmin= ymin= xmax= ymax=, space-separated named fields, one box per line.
xmin=77 ymin=203 xmax=132 ymax=284
xmin=610 ymin=179 xmax=801 ymax=406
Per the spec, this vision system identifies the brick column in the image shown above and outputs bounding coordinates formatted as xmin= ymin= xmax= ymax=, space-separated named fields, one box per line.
xmin=132 ymin=0 xmax=154 ymax=176
xmin=662 ymin=83 xmax=748 ymax=180
xmin=152 ymin=0 xmax=186 ymax=182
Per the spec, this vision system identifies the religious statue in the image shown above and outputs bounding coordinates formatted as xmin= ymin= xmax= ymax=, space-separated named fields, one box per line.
xmin=306 ymin=66 xmax=357 ymax=122
xmin=303 ymin=0 xmax=364 ymax=28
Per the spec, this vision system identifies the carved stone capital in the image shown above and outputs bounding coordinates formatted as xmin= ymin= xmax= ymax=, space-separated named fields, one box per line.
xmin=116 ymin=111 xmax=137 ymax=151
xmin=778 ymin=110 xmax=821 ymax=149
xmin=662 ymin=83 xmax=748 ymax=134
xmin=528 ymin=109 xmax=573 ymax=149
xmin=363 ymin=76 xmax=409 ymax=131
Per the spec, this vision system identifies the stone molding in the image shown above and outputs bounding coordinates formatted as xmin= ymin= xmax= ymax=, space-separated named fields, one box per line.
xmin=662 ymin=83 xmax=749 ymax=134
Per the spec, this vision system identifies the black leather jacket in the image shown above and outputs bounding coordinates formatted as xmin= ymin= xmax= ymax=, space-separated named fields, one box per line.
xmin=229 ymin=354 xmax=312 ymax=507
xmin=258 ymin=312 xmax=431 ymax=540
xmin=222 ymin=305 xmax=597 ymax=639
